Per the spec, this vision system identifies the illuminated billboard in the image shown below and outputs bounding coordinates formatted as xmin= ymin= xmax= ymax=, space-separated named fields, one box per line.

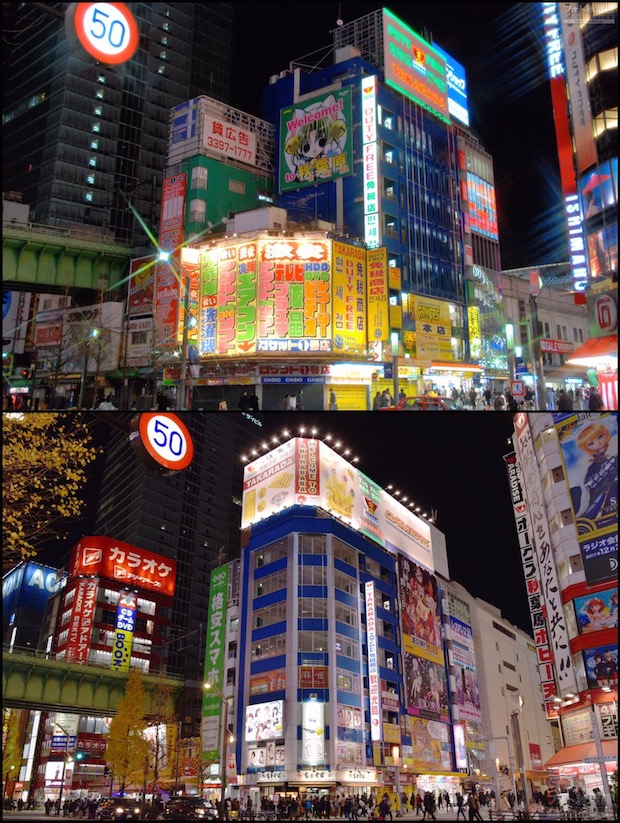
xmin=154 ymin=173 xmax=186 ymax=349
xmin=111 ymin=590 xmax=137 ymax=673
xmin=383 ymin=8 xmax=449 ymax=124
xmin=242 ymin=438 xmax=433 ymax=567
xmin=302 ymin=700 xmax=325 ymax=764
xmin=433 ymin=43 xmax=469 ymax=127
xmin=332 ymin=241 xmax=367 ymax=355
xmin=279 ymin=88 xmax=352 ymax=193
xmin=407 ymin=294 xmax=453 ymax=360
xmin=245 ymin=700 xmax=284 ymax=742
xmin=466 ymin=174 xmax=499 ymax=240
xmin=361 ymin=76 xmax=381 ymax=249
xmin=70 ymin=536 xmax=177 ymax=597
xmin=366 ymin=582 xmax=382 ymax=742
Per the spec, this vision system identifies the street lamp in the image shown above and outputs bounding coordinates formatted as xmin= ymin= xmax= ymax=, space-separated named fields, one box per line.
xmin=53 ymin=722 xmax=73 ymax=813
xmin=204 ymin=681 xmax=234 ymax=819
xmin=510 ymin=695 xmax=531 ymax=815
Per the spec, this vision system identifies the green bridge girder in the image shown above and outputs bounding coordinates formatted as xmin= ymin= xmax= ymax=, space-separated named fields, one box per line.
xmin=3 ymin=222 xmax=134 ymax=293
xmin=2 ymin=648 xmax=184 ymax=717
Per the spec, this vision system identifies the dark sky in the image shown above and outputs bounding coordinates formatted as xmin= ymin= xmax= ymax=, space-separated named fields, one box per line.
xmin=37 ymin=410 xmax=531 ymax=636
xmin=230 ymin=2 xmax=566 ymax=270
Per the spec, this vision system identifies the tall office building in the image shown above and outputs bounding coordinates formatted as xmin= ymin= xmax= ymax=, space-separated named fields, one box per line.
xmin=2 ymin=3 xmax=234 ymax=249
xmin=93 ymin=413 xmax=261 ymax=726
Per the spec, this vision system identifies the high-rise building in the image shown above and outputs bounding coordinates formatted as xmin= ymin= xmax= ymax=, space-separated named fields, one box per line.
xmin=509 ymin=412 xmax=617 ymax=806
xmin=93 ymin=412 xmax=261 ymax=725
xmin=2 ymin=3 xmax=234 ymax=249
xmin=200 ymin=436 xmax=555 ymax=808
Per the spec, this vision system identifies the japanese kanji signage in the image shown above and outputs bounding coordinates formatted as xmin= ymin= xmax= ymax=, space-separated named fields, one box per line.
xmin=70 ymin=536 xmax=176 ymax=597
xmin=366 ymin=581 xmax=382 ymax=741
xmin=202 ymin=563 xmax=230 ymax=758
xmin=504 ymin=451 xmax=560 ymax=718
xmin=65 ymin=578 xmax=98 ymax=664
xmin=513 ymin=415 xmax=578 ymax=695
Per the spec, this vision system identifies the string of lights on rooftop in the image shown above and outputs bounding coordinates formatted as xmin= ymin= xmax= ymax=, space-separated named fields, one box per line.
xmin=240 ymin=428 xmax=435 ymax=523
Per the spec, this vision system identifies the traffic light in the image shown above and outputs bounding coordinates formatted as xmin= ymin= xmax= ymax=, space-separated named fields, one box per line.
xmin=21 ymin=368 xmax=29 ymax=378
xmin=75 ymin=751 xmax=88 ymax=761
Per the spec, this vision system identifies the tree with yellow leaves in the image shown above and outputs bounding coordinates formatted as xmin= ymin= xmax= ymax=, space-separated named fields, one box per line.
xmin=105 ymin=669 xmax=150 ymax=794
xmin=2 ymin=412 xmax=101 ymax=571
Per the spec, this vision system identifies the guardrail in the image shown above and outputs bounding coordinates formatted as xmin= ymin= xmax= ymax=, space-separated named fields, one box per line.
xmin=3 ymin=220 xmax=133 ymax=251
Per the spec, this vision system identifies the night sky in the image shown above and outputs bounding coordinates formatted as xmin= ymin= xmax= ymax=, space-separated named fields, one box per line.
xmin=35 ymin=410 xmax=532 ymax=636
xmin=230 ymin=2 xmax=565 ymax=270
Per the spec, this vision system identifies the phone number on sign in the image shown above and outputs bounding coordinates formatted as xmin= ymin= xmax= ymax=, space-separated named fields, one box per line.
xmin=206 ymin=136 xmax=252 ymax=159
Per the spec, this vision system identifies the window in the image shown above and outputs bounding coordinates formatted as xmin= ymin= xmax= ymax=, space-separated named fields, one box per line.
xmin=228 ymin=642 xmax=237 ymax=660
xmin=229 ymin=179 xmax=245 ymax=194
xmin=254 ymin=539 xmax=288 ymax=568
xmin=335 ymin=633 xmax=359 ymax=660
xmin=131 ymin=331 xmax=147 ymax=345
xmin=188 ymin=198 xmax=206 ymax=223
xmin=365 ymin=557 xmax=381 ymax=578
xmin=252 ymin=633 xmax=286 ymax=659
xmin=335 ymin=602 xmax=358 ymax=627
xmin=137 ymin=598 xmax=155 ymax=616
xmin=300 ymin=565 xmax=326 ymax=586
xmin=299 ymin=534 xmax=326 ymax=554
xmin=298 ymin=631 xmax=327 ymax=652
xmin=253 ymin=600 xmax=287 ymax=628
xmin=298 ymin=598 xmax=327 ymax=619
xmin=334 ymin=569 xmax=356 ymax=595
xmin=191 ymin=166 xmax=208 ymax=190
xmin=254 ymin=569 xmax=287 ymax=598
xmin=333 ymin=539 xmax=357 ymax=566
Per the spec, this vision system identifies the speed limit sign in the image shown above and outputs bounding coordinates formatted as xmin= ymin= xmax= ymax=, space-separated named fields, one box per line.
xmin=65 ymin=3 xmax=140 ymax=66
xmin=130 ymin=413 xmax=194 ymax=474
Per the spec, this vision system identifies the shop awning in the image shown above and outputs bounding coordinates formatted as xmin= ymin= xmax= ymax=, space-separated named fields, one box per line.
xmin=544 ymin=739 xmax=617 ymax=767
xmin=566 ymin=335 xmax=617 ymax=366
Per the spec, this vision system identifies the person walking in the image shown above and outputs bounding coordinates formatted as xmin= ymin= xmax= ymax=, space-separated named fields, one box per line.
xmin=329 ymin=388 xmax=338 ymax=410
xmin=557 ymin=389 xmax=573 ymax=411
xmin=238 ymin=390 xmax=250 ymax=411
xmin=455 ymin=792 xmax=467 ymax=821
xmin=248 ymin=390 xmax=260 ymax=412
xmin=467 ymin=792 xmax=483 ymax=822
xmin=468 ymin=387 xmax=476 ymax=409
xmin=421 ymin=791 xmax=436 ymax=821
xmin=546 ymin=386 xmax=556 ymax=410
xmin=588 ymin=387 xmax=604 ymax=410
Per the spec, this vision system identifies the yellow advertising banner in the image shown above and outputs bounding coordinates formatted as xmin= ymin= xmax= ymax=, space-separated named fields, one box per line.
xmin=110 ymin=629 xmax=133 ymax=672
xmin=326 ymin=384 xmax=367 ymax=410
xmin=410 ymin=295 xmax=453 ymax=361
xmin=372 ymin=742 xmax=382 ymax=766
xmin=383 ymin=723 xmax=402 ymax=744
xmin=389 ymin=304 xmax=402 ymax=329
xmin=388 ymin=267 xmax=402 ymax=291
xmin=332 ymin=241 xmax=367 ymax=355
xmin=367 ymin=248 xmax=389 ymax=343
xmin=468 ymin=306 xmax=481 ymax=360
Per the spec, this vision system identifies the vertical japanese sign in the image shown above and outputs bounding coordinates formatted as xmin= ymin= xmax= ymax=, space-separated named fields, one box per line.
xmin=110 ymin=590 xmax=137 ymax=673
xmin=279 ymin=88 xmax=352 ymax=192
xmin=65 ymin=578 xmax=98 ymax=664
xmin=365 ymin=581 xmax=382 ymax=742
xmin=367 ymin=248 xmax=389 ymax=343
xmin=361 ymin=76 xmax=381 ymax=249
xmin=155 ymin=172 xmax=186 ymax=348
xmin=332 ymin=241 xmax=367 ymax=355
xmin=504 ymin=451 xmax=559 ymax=718
xmin=513 ymin=414 xmax=578 ymax=693
xmin=199 ymin=248 xmax=218 ymax=355
xmin=128 ymin=256 xmax=156 ymax=318
xmin=553 ymin=413 xmax=618 ymax=584
xmin=202 ymin=564 xmax=229 ymax=758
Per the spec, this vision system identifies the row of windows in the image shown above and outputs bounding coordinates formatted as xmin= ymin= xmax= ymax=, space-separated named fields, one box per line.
xmin=254 ymin=600 xmax=286 ymax=628
xmin=252 ymin=633 xmax=286 ymax=659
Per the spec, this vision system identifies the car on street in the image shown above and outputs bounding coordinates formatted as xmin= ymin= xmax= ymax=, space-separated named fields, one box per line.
xmin=162 ymin=797 xmax=218 ymax=820
xmin=96 ymin=798 xmax=142 ymax=820
xmin=380 ymin=395 xmax=465 ymax=411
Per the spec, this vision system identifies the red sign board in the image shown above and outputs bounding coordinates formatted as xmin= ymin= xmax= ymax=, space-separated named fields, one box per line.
xmin=70 ymin=536 xmax=176 ymax=597
xmin=65 ymin=578 xmax=98 ymax=663
xmin=540 ymin=338 xmax=574 ymax=354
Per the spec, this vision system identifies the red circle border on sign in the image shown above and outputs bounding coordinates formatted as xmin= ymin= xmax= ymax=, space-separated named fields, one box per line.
xmin=138 ymin=413 xmax=195 ymax=472
xmin=73 ymin=2 xmax=140 ymax=65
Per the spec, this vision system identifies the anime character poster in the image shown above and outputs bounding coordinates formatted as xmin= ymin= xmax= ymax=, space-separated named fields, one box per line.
xmin=398 ymin=556 xmax=443 ymax=663
xmin=404 ymin=652 xmax=449 ymax=722
xmin=583 ymin=644 xmax=618 ymax=689
xmin=245 ymin=700 xmax=284 ymax=742
xmin=408 ymin=716 xmax=452 ymax=772
xmin=554 ymin=413 xmax=618 ymax=584
xmin=574 ymin=588 xmax=618 ymax=634
xmin=279 ymin=88 xmax=352 ymax=192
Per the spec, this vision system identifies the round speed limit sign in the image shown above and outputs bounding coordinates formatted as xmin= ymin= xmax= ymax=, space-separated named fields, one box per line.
xmin=65 ymin=3 xmax=140 ymax=65
xmin=130 ymin=413 xmax=195 ymax=474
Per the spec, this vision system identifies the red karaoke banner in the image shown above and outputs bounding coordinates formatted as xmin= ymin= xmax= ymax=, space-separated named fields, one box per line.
xmin=70 ymin=536 xmax=177 ymax=597
xmin=65 ymin=578 xmax=98 ymax=664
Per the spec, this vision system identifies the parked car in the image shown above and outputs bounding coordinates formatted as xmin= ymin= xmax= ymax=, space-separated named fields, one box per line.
xmin=163 ymin=797 xmax=218 ymax=820
xmin=96 ymin=798 xmax=142 ymax=820
xmin=380 ymin=395 xmax=465 ymax=411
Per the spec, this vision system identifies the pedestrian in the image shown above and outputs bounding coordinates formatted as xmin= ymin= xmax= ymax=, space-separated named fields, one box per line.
xmin=506 ymin=393 xmax=519 ymax=411
xmin=97 ymin=394 xmax=117 ymax=410
xmin=238 ymin=390 xmax=250 ymax=411
xmin=421 ymin=791 xmax=436 ymax=821
xmin=380 ymin=388 xmax=392 ymax=408
xmin=493 ymin=392 xmax=505 ymax=410
xmin=329 ymin=388 xmax=338 ymax=410
xmin=455 ymin=792 xmax=466 ymax=820
xmin=45 ymin=798 xmax=53 ymax=816
xmin=483 ymin=387 xmax=491 ymax=408
xmin=248 ymin=390 xmax=260 ymax=411
xmin=283 ymin=394 xmax=290 ymax=410
xmin=557 ymin=389 xmax=573 ymax=411
xmin=398 ymin=390 xmax=406 ymax=403
xmin=373 ymin=391 xmax=383 ymax=410
xmin=17 ymin=797 xmax=24 ymax=812
xmin=415 ymin=792 xmax=423 ymax=816
xmin=467 ymin=792 xmax=483 ymax=822
xmin=546 ymin=386 xmax=556 ymax=410
xmin=574 ymin=387 xmax=584 ymax=410
xmin=588 ymin=387 xmax=604 ymax=410
xmin=468 ymin=387 xmax=476 ymax=409
xmin=296 ymin=390 xmax=304 ymax=410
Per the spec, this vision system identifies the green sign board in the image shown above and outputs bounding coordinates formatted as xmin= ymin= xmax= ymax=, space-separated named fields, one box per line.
xmin=279 ymin=87 xmax=353 ymax=193
xmin=201 ymin=563 xmax=229 ymax=758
